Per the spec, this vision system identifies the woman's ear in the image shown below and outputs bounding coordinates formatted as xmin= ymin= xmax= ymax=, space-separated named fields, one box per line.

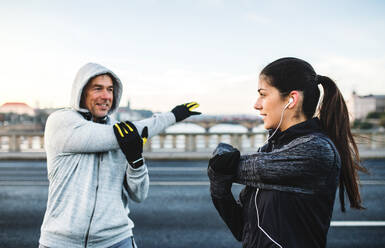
xmin=288 ymin=91 xmax=301 ymax=109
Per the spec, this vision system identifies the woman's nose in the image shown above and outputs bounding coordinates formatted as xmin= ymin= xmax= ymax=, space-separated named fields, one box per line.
xmin=254 ymin=99 xmax=262 ymax=110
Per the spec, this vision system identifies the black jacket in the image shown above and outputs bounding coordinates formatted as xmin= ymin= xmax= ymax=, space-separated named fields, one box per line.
xmin=208 ymin=118 xmax=341 ymax=248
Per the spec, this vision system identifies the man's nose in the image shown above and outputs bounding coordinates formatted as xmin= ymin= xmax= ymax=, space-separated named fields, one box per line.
xmin=101 ymin=89 xmax=112 ymax=100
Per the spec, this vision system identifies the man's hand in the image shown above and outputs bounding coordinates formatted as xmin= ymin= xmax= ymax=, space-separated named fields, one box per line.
xmin=171 ymin=102 xmax=201 ymax=122
xmin=113 ymin=121 xmax=148 ymax=168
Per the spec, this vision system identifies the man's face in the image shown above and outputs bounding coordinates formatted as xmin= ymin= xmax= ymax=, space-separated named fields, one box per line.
xmin=83 ymin=74 xmax=114 ymax=119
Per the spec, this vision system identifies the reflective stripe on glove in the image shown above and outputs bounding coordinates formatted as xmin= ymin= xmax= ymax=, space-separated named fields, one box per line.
xmin=171 ymin=102 xmax=201 ymax=122
xmin=113 ymin=121 xmax=148 ymax=168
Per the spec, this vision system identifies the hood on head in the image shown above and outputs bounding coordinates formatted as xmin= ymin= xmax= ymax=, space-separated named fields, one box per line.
xmin=70 ymin=62 xmax=123 ymax=115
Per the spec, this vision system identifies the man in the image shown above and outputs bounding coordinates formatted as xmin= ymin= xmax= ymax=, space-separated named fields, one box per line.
xmin=39 ymin=63 xmax=200 ymax=248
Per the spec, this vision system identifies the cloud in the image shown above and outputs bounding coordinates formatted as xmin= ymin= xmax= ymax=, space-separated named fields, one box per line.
xmin=202 ymin=0 xmax=225 ymax=7
xmin=243 ymin=13 xmax=270 ymax=25
xmin=314 ymin=56 xmax=385 ymax=97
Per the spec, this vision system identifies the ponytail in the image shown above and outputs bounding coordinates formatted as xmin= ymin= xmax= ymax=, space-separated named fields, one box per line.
xmin=317 ymin=75 xmax=367 ymax=212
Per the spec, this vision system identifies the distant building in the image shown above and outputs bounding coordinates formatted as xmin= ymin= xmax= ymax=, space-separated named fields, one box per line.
xmin=112 ymin=101 xmax=153 ymax=121
xmin=0 ymin=102 xmax=35 ymax=116
xmin=347 ymin=92 xmax=385 ymax=121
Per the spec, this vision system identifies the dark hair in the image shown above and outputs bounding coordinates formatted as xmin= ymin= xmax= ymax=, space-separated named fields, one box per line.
xmin=261 ymin=57 xmax=367 ymax=212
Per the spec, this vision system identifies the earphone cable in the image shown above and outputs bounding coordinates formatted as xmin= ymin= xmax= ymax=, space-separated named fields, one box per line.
xmin=262 ymin=101 xmax=290 ymax=145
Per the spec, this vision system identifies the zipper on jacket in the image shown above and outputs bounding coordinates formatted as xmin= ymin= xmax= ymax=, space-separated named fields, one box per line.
xmin=84 ymin=154 xmax=101 ymax=247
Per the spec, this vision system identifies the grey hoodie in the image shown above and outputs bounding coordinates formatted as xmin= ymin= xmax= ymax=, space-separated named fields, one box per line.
xmin=39 ymin=63 xmax=176 ymax=248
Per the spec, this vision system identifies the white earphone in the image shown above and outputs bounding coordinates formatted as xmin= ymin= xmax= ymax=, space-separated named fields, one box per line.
xmin=284 ymin=97 xmax=294 ymax=110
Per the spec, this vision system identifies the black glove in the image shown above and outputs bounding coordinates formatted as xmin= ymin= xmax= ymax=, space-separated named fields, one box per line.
xmin=113 ymin=121 xmax=148 ymax=168
xmin=207 ymin=145 xmax=240 ymax=198
xmin=171 ymin=102 xmax=201 ymax=122
xmin=207 ymin=166 xmax=236 ymax=199
xmin=208 ymin=143 xmax=240 ymax=175
xmin=208 ymin=150 xmax=240 ymax=175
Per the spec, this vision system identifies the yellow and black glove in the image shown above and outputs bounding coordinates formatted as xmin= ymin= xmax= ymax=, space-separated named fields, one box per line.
xmin=113 ymin=121 xmax=148 ymax=168
xmin=171 ymin=102 xmax=201 ymax=122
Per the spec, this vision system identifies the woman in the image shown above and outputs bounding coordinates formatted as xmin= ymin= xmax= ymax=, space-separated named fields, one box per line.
xmin=208 ymin=57 xmax=366 ymax=248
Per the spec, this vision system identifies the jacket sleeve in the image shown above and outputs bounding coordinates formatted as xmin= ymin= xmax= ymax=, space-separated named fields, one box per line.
xmin=234 ymin=136 xmax=339 ymax=194
xmin=45 ymin=110 xmax=176 ymax=154
xmin=208 ymin=167 xmax=244 ymax=241
xmin=124 ymin=163 xmax=149 ymax=203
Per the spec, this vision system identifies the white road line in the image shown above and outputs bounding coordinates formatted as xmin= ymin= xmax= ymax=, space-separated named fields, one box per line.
xmin=151 ymin=181 xmax=209 ymax=186
xmin=149 ymin=167 xmax=205 ymax=171
xmin=0 ymin=181 xmax=48 ymax=186
xmin=0 ymin=171 xmax=45 ymax=175
xmin=331 ymin=221 xmax=385 ymax=226
xmin=1 ymin=180 xmax=385 ymax=186
xmin=360 ymin=180 xmax=385 ymax=185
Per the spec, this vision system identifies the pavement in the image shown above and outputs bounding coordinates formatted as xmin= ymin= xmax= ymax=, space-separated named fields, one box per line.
xmin=0 ymin=160 xmax=385 ymax=248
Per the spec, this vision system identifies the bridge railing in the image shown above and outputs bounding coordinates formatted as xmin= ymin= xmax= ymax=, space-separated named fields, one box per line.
xmin=0 ymin=130 xmax=384 ymax=153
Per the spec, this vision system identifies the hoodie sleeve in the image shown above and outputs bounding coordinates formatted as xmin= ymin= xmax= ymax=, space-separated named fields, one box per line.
xmin=124 ymin=163 xmax=149 ymax=203
xmin=45 ymin=110 xmax=120 ymax=154
xmin=234 ymin=136 xmax=340 ymax=194
xmin=131 ymin=112 xmax=176 ymax=138
xmin=45 ymin=110 xmax=177 ymax=154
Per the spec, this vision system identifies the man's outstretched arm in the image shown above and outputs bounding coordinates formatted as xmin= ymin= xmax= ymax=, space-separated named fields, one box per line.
xmin=45 ymin=102 xmax=201 ymax=154
xmin=132 ymin=101 xmax=201 ymax=138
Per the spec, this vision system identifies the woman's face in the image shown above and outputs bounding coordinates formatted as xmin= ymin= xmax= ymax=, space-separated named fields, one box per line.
xmin=254 ymin=76 xmax=288 ymax=130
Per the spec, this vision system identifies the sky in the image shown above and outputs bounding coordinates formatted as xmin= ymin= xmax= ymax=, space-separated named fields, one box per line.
xmin=1 ymin=0 xmax=385 ymax=114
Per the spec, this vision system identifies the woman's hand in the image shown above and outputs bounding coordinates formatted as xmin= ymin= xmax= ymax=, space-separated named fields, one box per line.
xmin=208 ymin=150 xmax=240 ymax=175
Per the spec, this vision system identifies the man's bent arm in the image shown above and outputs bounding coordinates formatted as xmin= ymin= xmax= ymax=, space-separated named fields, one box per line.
xmin=124 ymin=163 xmax=150 ymax=203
